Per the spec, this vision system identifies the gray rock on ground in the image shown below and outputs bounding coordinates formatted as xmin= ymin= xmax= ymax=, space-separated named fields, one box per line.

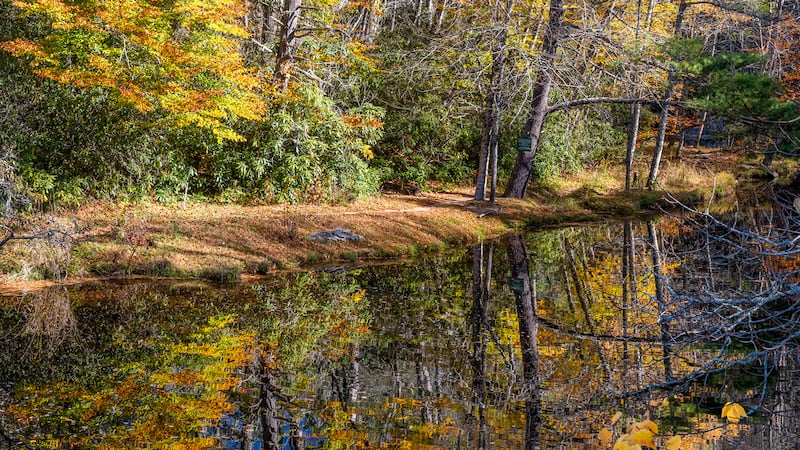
xmin=309 ymin=227 xmax=363 ymax=243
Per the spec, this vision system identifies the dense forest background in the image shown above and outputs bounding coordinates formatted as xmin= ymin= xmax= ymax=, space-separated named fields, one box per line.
xmin=0 ymin=0 xmax=798 ymax=208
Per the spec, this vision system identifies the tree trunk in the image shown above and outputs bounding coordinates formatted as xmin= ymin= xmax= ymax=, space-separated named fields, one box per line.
xmin=274 ymin=0 xmax=302 ymax=90
xmin=503 ymin=0 xmax=564 ymax=199
xmin=646 ymin=0 xmax=687 ymax=189
xmin=647 ymin=91 xmax=671 ymax=189
xmin=475 ymin=0 xmax=513 ymax=201
xmin=625 ymin=102 xmax=641 ymax=191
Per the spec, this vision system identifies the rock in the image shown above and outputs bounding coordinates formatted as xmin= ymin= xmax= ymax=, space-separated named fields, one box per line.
xmin=308 ymin=227 xmax=363 ymax=243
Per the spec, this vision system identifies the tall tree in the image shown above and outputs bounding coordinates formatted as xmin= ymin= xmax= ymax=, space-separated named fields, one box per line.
xmin=475 ymin=0 xmax=514 ymax=202
xmin=503 ymin=0 xmax=564 ymax=198
xmin=274 ymin=0 xmax=302 ymax=90
xmin=646 ymin=0 xmax=687 ymax=189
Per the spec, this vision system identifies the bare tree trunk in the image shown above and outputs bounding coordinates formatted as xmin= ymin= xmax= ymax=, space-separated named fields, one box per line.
xmin=625 ymin=103 xmax=641 ymax=191
xmin=274 ymin=0 xmax=302 ymax=90
xmin=625 ymin=1 xmax=643 ymax=192
xmin=647 ymin=91 xmax=671 ymax=189
xmin=432 ymin=0 xmax=447 ymax=32
xmin=646 ymin=0 xmax=687 ymax=189
xmin=351 ymin=0 xmax=382 ymax=45
xmin=262 ymin=0 xmax=280 ymax=44
xmin=475 ymin=0 xmax=513 ymax=201
xmin=503 ymin=0 xmax=564 ymax=198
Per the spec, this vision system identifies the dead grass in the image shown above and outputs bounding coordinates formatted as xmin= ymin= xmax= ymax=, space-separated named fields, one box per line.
xmin=0 ymin=152 xmax=741 ymax=294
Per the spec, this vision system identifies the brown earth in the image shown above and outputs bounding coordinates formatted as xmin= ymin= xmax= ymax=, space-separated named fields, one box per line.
xmin=2 ymin=151 xmax=755 ymax=296
xmin=1 ymin=187 xmax=558 ymax=295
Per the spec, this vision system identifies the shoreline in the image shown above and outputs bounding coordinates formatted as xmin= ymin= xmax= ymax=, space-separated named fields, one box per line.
xmin=0 ymin=188 xmax=637 ymax=295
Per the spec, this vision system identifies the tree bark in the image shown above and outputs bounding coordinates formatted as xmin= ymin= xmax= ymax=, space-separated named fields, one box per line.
xmin=646 ymin=0 xmax=687 ymax=189
xmin=503 ymin=0 xmax=564 ymax=198
xmin=274 ymin=0 xmax=302 ymax=91
xmin=475 ymin=0 xmax=513 ymax=201
xmin=625 ymin=103 xmax=641 ymax=191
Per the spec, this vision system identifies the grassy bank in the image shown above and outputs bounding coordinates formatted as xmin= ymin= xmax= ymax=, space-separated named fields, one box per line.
xmin=0 ymin=155 xmax=750 ymax=294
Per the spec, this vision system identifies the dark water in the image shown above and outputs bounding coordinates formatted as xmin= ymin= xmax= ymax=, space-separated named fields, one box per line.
xmin=1 ymin=211 xmax=799 ymax=449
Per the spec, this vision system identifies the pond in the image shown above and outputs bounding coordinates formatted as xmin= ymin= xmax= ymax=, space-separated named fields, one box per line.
xmin=1 ymin=205 xmax=799 ymax=449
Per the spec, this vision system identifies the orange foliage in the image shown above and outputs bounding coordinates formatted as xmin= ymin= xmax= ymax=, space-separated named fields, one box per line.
xmin=1 ymin=0 xmax=265 ymax=141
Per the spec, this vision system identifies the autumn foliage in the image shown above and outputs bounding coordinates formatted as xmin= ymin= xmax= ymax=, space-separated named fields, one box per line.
xmin=2 ymin=0 xmax=265 ymax=141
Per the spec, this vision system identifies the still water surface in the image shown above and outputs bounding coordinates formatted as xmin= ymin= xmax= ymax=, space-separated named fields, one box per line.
xmin=1 ymin=215 xmax=799 ymax=449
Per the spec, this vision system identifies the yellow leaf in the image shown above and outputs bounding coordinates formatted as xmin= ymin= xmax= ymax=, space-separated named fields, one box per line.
xmin=633 ymin=429 xmax=656 ymax=449
xmin=721 ymin=402 xmax=747 ymax=423
xmin=637 ymin=419 xmax=659 ymax=435
xmin=613 ymin=435 xmax=642 ymax=450
xmin=598 ymin=428 xmax=613 ymax=448
xmin=665 ymin=435 xmax=682 ymax=450
xmin=610 ymin=411 xmax=623 ymax=425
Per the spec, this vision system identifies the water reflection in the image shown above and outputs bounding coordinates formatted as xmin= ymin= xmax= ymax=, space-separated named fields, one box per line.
xmin=1 ymin=209 xmax=799 ymax=448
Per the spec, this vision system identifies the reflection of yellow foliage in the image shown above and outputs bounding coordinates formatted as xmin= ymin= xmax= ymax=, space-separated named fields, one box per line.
xmin=599 ymin=428 xmax=613 ymax=447
xmin=664 ymin=435 xmax=682 ymax=450
xmin=10 ymin=314 xmax=255 ymax=448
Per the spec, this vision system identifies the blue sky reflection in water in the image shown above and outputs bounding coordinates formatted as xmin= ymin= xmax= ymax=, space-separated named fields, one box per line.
xmin=1 ymin=215 xmax=799 ymax=449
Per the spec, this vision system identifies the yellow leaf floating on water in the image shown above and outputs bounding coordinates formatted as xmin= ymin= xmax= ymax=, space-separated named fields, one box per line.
xmin=665 ymin=435 xmax=682 ymax=450
xmin=613 ymin=435 xmax=642 ymax=450
xmin=721 ymin=402 xmax=747 ymax=423
xmin=598 ymin=428 xmax=613 ymax=448
xmin=633 ymin=429 xmax=657 ymax=449
xmin=633 ymin=419 xmax=659 ymax=435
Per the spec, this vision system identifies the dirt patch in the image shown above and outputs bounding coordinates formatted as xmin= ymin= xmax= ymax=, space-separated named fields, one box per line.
xmin=1 ymin=188 xmax=554 ymax=293
xmin=1 ymin=161 xmax=737 ymax=295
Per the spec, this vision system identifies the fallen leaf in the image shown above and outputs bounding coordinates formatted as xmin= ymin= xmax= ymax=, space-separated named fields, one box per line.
xmin=610 ymin=412 xmax=623 ymax=425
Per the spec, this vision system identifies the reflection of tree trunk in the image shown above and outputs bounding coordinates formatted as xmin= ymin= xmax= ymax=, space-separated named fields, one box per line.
xmin=648 ymin=221 xmax=673 ymax=381
xmin=259 ymin=360 xmax=281 ymax=450
xmin=506 ymin=235 xmax=541 ymax=450
xmin=563 ymin=237 xmax=595 ymax=335
xmin=622 ymin=221 xmax=634 ymax=359
xmin=416 ymin=360 xmax=434 ymax=423
xmin=470 ymin=241 xmax=493 ymax=449
xmin=772 ymin=347 xmax=800 ymax=445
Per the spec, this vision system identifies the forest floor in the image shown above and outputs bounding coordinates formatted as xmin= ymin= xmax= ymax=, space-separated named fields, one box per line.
xmin=1 ymin=148 xmax=786 ymax=296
